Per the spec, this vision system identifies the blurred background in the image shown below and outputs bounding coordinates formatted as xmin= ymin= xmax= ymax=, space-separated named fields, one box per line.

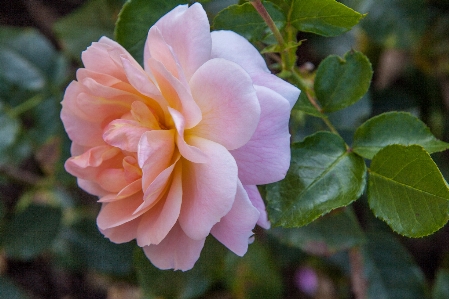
xmin=0 ymin=0 xmax=449 ymax=298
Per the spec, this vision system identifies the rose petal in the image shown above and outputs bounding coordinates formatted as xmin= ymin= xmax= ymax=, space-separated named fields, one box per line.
xmin=148 ymin=3 xmax=211 ymax=80
xmin=103 ymin=119 xmax=150 ymax=152
xmin=143 ymin=222 xmax=205 ymax=271
xmin=230 ymin=85 xmax=291 ymax=185
xmin=178 ymin=136 xmax=238 ymax=240
xmin=211 ymin=180 xmax=259 ymax=256
xmin=211 ymin=30 xmax=300 ymax=108
xmin=168 ymin=107 xmax=206 ymax=163
xmin=100 ymin=217 xmax=139 ymax=243
xmin=188 ymin=58 xmax=260 ymax=150
xmin=136 ymin=162 xmax=182 ymax=246
xmin=243 ymin=185 xmax=271 ymax=229
xmin=98 ymin=179 xmax=142 ymax=202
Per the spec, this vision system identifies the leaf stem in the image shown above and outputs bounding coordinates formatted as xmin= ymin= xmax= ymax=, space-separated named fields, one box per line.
xmin=251 ymin=0 xmax=285 ymax=47
xmin=349 ymin=246 xmax=367 ymax=299
xmin=8 ymin=94 xmax=45 ymax=118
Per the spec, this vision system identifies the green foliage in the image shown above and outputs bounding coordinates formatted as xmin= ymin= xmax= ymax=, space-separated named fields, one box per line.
xmin=54 ymin=0 xmax=124 ymax=61
xmin=115 ymin=0 xmax=186 ymax=64
xmin=433 ymin=269 xmax=449 ymax=299
xmin=213 ymin=1 xmax=285 ymax=42
xmin=269 ymin=208 xmax=365 ymax=255
xmin=364 ymin=231 xmax=428 ymax=299
xmin=266 ymin=132 xmax=366 ymax=227
xmin=289 ymin=0 xmax=365 ymax=37
xmin=1 ymin=204 xmax=62 ymax=260
xmin=0 ymin=276 xmax=30 ymax=299
xmin=315 ymin=50 xmax=373 ymax=112
xmin=368 ymin=145 xmax=449 ymax=237
xmin=353 ymin=112 xmax=449 ymax=159
xmin=134 ymin=237 xmax=226 ymax=299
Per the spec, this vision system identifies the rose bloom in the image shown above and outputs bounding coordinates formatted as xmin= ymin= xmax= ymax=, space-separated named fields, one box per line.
xmin=61 ymin=3 xmax=299 ymax=270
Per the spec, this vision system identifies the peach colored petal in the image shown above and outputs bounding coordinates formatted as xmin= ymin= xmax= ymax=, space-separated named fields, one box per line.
xmin=149 ymin=3 xmax=211 ymax=80
xmin=130 ymin=101 xmax=160 ymax=129
xmin=147 ymin=58 xmax=202 ymax=129
xmin=96 ymin=168 xmax=128 ymax=193
xmin=78 ymin=178 xmax=108 ymax=197
xmin=243 ymin=185 xmax=271 ymax=229
xmin=211 ymin=180 xmax=259 ymax=256
xmin=188 ymin=58 xmax=260 ymax=150
xmin=103 ymin=119 xmax=150 ymax=152
xmin=136 ymin=162 xmax=182 ymax=246
xmin=179 ymin=136 xmax=238 ymax=240
xmin=98 ymin=179 xmax=142 ymax=202
xmin=100 ymin=217 xmax=139 ymax=243
xmin=143 ymin=222 xmax=205 ymax=271
xmin=96 ymin=192 xmax=144 ymax=230
xmin=230 ymin=85 xmax=291 ymax=185
xmin=168 ymin=107 xmax=206 ymax=163
xmin=122 ymin=156 xmax=142 ymax=182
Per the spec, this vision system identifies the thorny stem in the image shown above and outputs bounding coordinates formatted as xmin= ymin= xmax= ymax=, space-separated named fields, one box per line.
xmin=349 ymin=247 xmax=367 ymax=299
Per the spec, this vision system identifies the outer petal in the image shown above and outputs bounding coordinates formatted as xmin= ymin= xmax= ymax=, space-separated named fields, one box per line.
xmin=136 ymin=162 xmax=182 ymax=246
xmin=230 ymin=85 xmax=291 ymax=185
xmin=211 ymin=180 xmax=259 ymax=256
xmin=143 ymin=222 xmax=205 ymax=271
xmin=146 ymin=3 xmax=211 ymax=80
xmin=243 ymin=185 xmax=271 ymax=229
xmin=178 ymin=136 xmax=238 ymax=240
xmin=211 ymin=30 xmax=300 ymax=108
xmin=100 ymin=217 xmax=139 ymax=243
xmin=188 ymin=58 xmax=260 ymax=150
xmin=96 ymin=192 xmax=144 ymax=230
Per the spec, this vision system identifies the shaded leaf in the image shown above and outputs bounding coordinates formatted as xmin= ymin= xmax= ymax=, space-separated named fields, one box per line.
xmin=115 ymin=0 xmax=186 ymax=64
xmin=0 ymin=276 xmax=30 ymax=299
xmin=364 ymin=231 xmax=428 ymax=299
xmin=54 ymin=0 xmax=124 ymax=61
xmin=290 ymin=0 xmax=365 ymax=37
xmin=315 ymin=50 xmax=373 ymax=113
xmin=368 ymin=144 xmax=449 ymax=237
xmin=269 ymin=208 xmax=365 ymax=255
xmin=213 ymin=1 xmax=285 ymax=42
xmin=266 ymin=131 xmax=366 ymax=227
xmin=293 ymin=91 xmax=323 ymax=117
xmin=0 ymin=113 xmax=20 ymax=153
xmin=225 ymin=241 xmax=283 ymax=299
xmin=433 ymin=269 xmax=449 ymax=299
xmin=3 ymin=204 xmax=62 ymax=260
xmin=134 ymin=237 xmax=226 ymax=299
xmin=353 ymin=112 xmax=449 ymax=159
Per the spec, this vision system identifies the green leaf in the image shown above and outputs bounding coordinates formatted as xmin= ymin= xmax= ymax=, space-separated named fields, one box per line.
xmin=213 ymin=1 xmax=285 ymax=42
xmin=225 ymin=241 xmax=283 ymax=299
xmin=364 ymin=231 xmax=428 ymax=299
xmin=293 ymin=91 xmax=323 ymax=117
xmin=290 ymin=0 xmax=365 ymax=37
xmin=266 ymin=131 xmax=366 ymax=227
xmin=54 ymin=0 xmax=124 ymax=61
xmin=2 ymin=204 xmax=62 ymax=260
xmin=0 ymin=113 xmax=20 ymax=153
xmin=353 ymin=112 xmax=449 ymax=159
xmin=0 ymin=276 xmax=30 ymax=299
xmin=315 ymin=50 xmax=373 ymax=113
xmin=115 ymin=0 xmax=186 ymax=64
xmin=57 ymin=218 xmax=134 ymax=275
xmin=368 ymin=144 xmax=449 ymax=237
xmin=134 ymin=237 xmax=226 ymax=299
xmin=269 ymin=208 xmax=365 ymax=255
xmin=433 ymin=269 xmax=449 ymax=299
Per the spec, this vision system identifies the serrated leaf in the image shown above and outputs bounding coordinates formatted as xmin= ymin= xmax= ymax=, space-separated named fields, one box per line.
xmin=290 ymin=0 xmax=365 ymax=37
xmin=213 ymin=1 xmax=285 ymax=42
xmin=269 ymin=208 xmax=365 ymax=255
xmin=364 ymin=231 xmax=428 ymax=299
xmin=115 ymin=0 xmax=185 ymax=64
xmin=353 ymin=112 xmax=449 ymax=159
xmin=368 ymin=144 xmax=449 ymax=237
xmin=2 ymin=204 xmax=62 ymax=259
xmin=315 ymin=50 xmax=373 ymax=113
xmin=433 ymin=269 xmax=449 ymax=299
xmin=266 ymin=131 xmax=366 ymax=227
xmin=54 ymin=0 xmax=124 ymax=61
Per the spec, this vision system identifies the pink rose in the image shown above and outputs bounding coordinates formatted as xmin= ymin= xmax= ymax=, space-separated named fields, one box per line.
xmin=61 ymin=3 xmax=299 ymax=271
